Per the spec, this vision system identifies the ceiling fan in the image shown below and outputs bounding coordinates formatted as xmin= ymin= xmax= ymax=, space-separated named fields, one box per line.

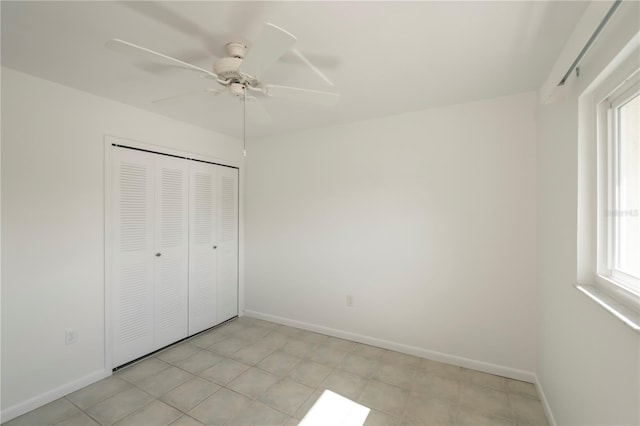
xmin=107 ymin=23 xmax=340 ymax=124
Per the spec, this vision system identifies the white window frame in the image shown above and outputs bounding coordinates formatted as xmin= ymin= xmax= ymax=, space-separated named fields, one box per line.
xmin=595 ymin=71 xmax=640 ymax=303
xmin=575 ymin=37 xmax=640 ymax=333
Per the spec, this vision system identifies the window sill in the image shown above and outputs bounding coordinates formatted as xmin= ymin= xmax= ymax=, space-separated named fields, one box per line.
xmin=574 ymin=283 xmax=640 ymax=333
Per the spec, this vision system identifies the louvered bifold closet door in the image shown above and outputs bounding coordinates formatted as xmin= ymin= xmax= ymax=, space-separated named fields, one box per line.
xmin=153 ymin=156 xmax=189 ymax=349
xmin=188 ymin=162 xmax=218 ymax=335
xmin=112 ymin=147 xmax=155 ymax=366
xmin=217 ymin=167 xmax=239 ymax=323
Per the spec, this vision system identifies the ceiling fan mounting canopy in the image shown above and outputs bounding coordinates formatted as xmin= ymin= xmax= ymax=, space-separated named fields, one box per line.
xmin=225 ymin=42 xmax=247 ymax=59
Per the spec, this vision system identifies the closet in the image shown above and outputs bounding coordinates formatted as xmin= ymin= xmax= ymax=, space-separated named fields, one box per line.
xmin=111 ymin=145 xmax=238 ymax=367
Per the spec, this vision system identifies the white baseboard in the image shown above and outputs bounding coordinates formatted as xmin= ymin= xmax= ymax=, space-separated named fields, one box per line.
xmin=534 ymin=375 xmax=557 ymax=426
xmin=243 ymin=310 xmax=536 ymax=383
xmin=1 ymin=369 xmax=110 ymax=423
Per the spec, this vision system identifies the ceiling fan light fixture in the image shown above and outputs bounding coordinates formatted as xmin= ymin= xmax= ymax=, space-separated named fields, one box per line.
xmin=228 ymin=82 xmax=246 ymax=99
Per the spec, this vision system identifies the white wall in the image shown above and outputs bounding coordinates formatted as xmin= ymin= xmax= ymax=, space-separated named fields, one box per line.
xmin=0 ymin=67 xmax=242 ymax=420
xmin=536 ymin=2 xmax=640 ymax=424
xmin=244 ymin=92 xmax=538 ymax=379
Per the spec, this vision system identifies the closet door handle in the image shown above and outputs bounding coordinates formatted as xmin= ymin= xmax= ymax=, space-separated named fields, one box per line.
xmin=155 ymin=252 xmax=162 ymax=257
xmin=213 ymin=246 xmax=217 ymax=250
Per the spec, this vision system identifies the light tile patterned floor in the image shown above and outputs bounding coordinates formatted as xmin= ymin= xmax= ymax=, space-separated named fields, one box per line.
xmin=4 ymin=317 xmax=549 ymax=425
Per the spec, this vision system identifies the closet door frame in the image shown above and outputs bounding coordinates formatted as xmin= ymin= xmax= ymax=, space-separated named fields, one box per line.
xmin=104 ymin=135 xmax=240 ymax=371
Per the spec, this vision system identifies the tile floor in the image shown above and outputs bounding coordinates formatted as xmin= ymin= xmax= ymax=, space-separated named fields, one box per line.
xmin=5 ymin=317 xmax=549 ymax=426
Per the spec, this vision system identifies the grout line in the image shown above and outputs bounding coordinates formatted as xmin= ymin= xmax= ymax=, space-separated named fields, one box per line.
xmin=507 ymin=391 xmax=516 ymax=426
xmin=454 ymin=371 xmax=462 ymax=425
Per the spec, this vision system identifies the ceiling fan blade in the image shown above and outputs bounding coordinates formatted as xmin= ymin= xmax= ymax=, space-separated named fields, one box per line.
xmin=239 ymin=23 xmax=296 ymax=79
xmin=291 ymin=48 xmax=335 ymax=87
xmin=227 ymin=2 xmax=268 ymax=41
xmin=264 ymin=85 xmax=340 ymax=106
xmin=245 ymin=97 xmax=272 ymax=124
xmin=118 ymin=1 xmax=222 ymax=57
xmin=106 ymin=38 xmax=217 ymax=79
xmin=152 ymin=88 xmax=223 ymax=104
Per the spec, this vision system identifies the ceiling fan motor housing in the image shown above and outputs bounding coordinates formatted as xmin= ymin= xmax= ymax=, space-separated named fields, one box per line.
xmin=213 ymin=57 xmax=243 ymax=81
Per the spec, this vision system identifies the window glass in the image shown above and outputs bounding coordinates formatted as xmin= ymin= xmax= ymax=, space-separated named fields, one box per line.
xmin=615 ymin=94 xmax=640 ymax=281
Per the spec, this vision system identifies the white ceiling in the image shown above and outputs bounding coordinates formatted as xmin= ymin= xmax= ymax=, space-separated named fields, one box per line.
xmin=1 ymin=1 xmax=588 ymax=139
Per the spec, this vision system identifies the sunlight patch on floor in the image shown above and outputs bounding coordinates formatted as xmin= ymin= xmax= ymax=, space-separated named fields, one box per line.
xmin=298 ymin=389 xmax=370 ymax=426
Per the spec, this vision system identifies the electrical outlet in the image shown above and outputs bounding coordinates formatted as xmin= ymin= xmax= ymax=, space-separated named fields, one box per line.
xmin=347 ymin=295 xmax=353 ymax=307
xmin=65 ymin=330 xmax=78 ymax=345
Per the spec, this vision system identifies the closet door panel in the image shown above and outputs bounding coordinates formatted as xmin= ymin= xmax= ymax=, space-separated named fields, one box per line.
xmin=217 ymin=167 xmax=239 ymax=323
xmin=112 ymin=147 xmax=155 ymax=366
xmin=154 ymin=156 xmax=189 ymax=348
xmin=188 ymin=162 xmax=218 ymax=335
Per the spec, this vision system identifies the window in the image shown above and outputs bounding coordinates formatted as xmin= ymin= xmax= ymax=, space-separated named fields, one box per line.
xmin=576 ymin=58 xmax=640 ymax=332
xmin=597 ymin=72 xmax=640 ymax=298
